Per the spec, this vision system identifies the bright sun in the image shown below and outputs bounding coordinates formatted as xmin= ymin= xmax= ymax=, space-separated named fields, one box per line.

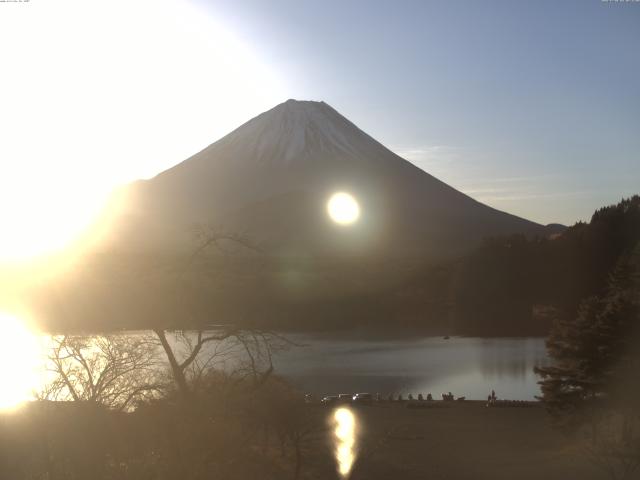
xmin=0 ymin=314 xmax=43 ymax=411
xmin=0 ymin=0 xmax=284 ymax=261
xmin=327 ymin=192 xmax=360 ymax=225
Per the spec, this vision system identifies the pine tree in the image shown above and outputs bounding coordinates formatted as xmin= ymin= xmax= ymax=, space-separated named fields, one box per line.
xmin=536 ymin=243 xmax=640 ymax=478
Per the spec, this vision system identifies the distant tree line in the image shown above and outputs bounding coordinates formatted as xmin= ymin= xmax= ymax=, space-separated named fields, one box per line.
xmin=448 ymin=195 xmax=640 ymax=335
xmin=254 ymin=195 xmax=640 ymax=337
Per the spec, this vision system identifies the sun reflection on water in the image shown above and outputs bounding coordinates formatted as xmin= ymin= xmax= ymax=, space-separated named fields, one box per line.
xmin=333 ymin=407 xmax=357 ymax=478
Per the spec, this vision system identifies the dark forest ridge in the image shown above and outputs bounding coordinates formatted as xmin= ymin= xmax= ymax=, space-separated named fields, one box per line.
xmin=108 ymin=100 xmax=559 ymax=260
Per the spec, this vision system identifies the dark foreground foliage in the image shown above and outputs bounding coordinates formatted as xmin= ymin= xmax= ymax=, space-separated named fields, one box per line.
xmin=0 ymin=374 xmax=329 ymax=480
xmin=536 ymin=243 xmax=640 ymax=479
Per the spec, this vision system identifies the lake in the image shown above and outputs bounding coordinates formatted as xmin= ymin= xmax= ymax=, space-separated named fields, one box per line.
xmin=273 ymin=335 xmax=550 ymax=400
xmin=5 ymin=328 xmax=550 ymax=410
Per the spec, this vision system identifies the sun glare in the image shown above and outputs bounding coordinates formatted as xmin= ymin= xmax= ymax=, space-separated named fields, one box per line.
xmin=0 ymin=314 xmax=43 ymax=411
xmin=0 ymin=0 xmax=284 ymax=261
xmin=327 ymin=192 xmax=360 ymax=225
xmin=333 ymin=407 xmax=357 ymax=477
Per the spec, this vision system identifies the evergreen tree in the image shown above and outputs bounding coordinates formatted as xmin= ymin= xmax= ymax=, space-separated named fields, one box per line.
xmin=536 ymin=243 xmax=640 ymax=479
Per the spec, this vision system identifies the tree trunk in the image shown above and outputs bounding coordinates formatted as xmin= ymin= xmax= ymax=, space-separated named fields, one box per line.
xmin=153 ymin=329 xmax=190 ymax=396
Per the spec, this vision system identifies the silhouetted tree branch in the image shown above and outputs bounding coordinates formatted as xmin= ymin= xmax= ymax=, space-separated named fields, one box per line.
xmin=153 ymin=228 xmax=294 ymax=396
xmin=42 ymin=333 xmax=164 ymax=411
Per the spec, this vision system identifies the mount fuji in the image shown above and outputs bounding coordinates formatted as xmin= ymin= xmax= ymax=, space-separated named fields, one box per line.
xmin=110 ymin=99 xmax=550 ymax=260
xmin=33 ymin=100 xmax=565 ymax=330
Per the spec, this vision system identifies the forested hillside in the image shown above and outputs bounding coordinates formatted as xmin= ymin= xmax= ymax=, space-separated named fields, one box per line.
xmin=449 ymin=195 xmax=640 ymax=335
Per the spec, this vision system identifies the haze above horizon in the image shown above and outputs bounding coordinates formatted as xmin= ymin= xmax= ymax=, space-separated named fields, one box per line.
xmin=0 ymin=0 xmax=638 ymax=259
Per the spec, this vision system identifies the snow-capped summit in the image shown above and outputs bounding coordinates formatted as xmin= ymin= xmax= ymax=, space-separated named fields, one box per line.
xmin=216 ymin=99 xmax=377 ymax=166
xmin=164 ymin=99 xmax=395 ymax=171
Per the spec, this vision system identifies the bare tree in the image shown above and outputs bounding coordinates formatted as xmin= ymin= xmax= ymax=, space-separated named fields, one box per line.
xmin=153 ymin=328 xmax=294 ymax=397
xmin=152 ymin=227 xmax=292 ymax=396
xmin=41 ymin=333 xmax=164 ymax=411
xmin=153 ymin=328 xmax=234 ymax=396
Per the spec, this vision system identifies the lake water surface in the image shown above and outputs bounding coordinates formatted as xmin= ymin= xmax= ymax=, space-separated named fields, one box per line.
xmin=16 ymin=331 xmax=550 ymax=409
xmin=273 ymin=336 xmax=549 ymax=400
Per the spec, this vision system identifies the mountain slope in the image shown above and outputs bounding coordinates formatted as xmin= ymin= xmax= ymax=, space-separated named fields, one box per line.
xmin=31 ymin=99 xmax=563 ymax=331
xmin=110 ymin=99 xmax=547 ymax=259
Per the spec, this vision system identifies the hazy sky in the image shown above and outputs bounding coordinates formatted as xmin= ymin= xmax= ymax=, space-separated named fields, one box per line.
xmin=198 ymin=0 xmax=640 ymax=225
xmin=0 ymin=0 xmax=638 ymax=258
